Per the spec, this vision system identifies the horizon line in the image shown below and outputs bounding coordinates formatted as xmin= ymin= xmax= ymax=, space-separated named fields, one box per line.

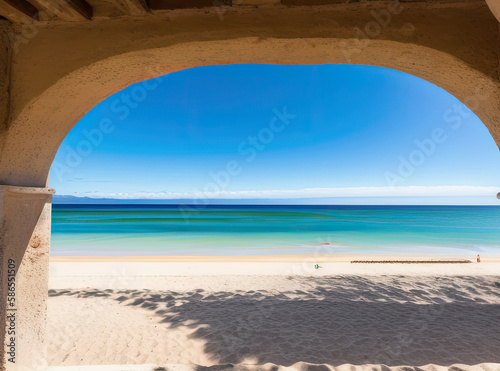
xmin=52 ymin=203 xmax=500 ymax=206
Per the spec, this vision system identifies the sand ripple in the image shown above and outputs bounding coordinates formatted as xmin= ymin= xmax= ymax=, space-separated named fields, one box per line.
xmin=46 ymin=275 xmax=500 ymax=369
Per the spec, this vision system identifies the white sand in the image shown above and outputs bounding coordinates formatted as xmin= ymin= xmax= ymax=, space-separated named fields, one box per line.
xmin=47 ymin=258 xmax=500 ymax=371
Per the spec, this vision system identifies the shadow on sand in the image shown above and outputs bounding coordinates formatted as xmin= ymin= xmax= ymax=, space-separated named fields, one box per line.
xmin=49 ymin=275 xmax=500 ymax=367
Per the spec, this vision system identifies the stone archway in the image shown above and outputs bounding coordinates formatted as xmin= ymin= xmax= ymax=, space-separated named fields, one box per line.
xmin=0 ymin=1 xmax=499 ymax=369
xmin=1 ymin=38 xmax=500 ymax=188
xmin=0 ymin=2 xmax=498 ymax=188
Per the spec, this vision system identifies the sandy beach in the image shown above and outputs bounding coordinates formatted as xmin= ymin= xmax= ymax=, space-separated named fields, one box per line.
xmin=47 ymin=256 xmax=500 ymax=371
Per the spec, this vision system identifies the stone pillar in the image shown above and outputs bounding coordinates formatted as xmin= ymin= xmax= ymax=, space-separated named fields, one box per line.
xmin=0 ymin=186 xmax=55 ymax=371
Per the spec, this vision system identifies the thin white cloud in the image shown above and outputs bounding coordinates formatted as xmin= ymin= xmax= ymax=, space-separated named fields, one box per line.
xmin=68 ymin=178 xmax=112 ymax=183
xmin=79 ymin=186 xmax=500 ymax=199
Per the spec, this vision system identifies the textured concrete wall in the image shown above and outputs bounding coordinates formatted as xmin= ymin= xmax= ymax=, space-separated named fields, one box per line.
xmin=0 ymin=1 xmax=498 ymax=187
xmin=0 ymin=22 xmax=11 ymax=162
xmin=0 ymin=187 xmax=54 ymax=371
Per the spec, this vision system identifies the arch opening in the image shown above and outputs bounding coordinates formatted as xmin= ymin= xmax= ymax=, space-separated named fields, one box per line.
xmin=45 ymin=63 xmax=500 ymax=368
xmin=1 ymin=38 xmax=500 ymax=188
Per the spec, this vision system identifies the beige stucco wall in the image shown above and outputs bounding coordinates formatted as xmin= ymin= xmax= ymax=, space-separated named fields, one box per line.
xmin=0 ymin=23 xmax=9 ymax=130
xmin=0 ymin=1 xmax=499 ymax=187
xmin=0 ymin=187 xmax=53 ymax=371
xmin=0 ymin=22 xmax=11 ymax=168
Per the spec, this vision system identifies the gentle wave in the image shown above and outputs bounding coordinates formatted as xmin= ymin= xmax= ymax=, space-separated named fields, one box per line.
xmin=51 ymin=205 xmax=500 ymax=256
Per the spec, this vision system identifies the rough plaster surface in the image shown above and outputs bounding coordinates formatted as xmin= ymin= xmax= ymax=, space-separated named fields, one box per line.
xmin=0 ymin=22 xmax=12 ymax=163
xmin=0 ymin=187 xmax=54 ymax=371
xmin=0 ymin=24 xmax=10 ymax=127
xmin=0 ymin=1 xmax=498 ymax=186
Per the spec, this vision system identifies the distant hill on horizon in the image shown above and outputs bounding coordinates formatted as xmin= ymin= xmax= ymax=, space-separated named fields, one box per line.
xmin=52 ymin=194 xmax=353 ymax=205
xmin=52 ymin=194 xmax=500 ymax=206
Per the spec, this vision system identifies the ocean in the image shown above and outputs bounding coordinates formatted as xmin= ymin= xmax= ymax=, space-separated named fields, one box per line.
xmin=50 ymin=204 xmax=500 ymax=257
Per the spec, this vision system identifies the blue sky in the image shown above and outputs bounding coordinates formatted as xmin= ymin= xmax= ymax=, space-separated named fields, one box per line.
xmin=50 ymin=64 xmax=500 ymax=204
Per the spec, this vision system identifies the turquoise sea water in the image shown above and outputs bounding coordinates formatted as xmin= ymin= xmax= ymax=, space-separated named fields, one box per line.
xmin=51 ymin=205 xmax=500 ymax=257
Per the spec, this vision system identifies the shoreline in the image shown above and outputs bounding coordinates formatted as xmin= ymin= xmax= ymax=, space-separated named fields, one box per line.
xmin=49 ymin=253 xmax=500 ymax=263
xmin=48 ymin=254 xmax=500 ymax=290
